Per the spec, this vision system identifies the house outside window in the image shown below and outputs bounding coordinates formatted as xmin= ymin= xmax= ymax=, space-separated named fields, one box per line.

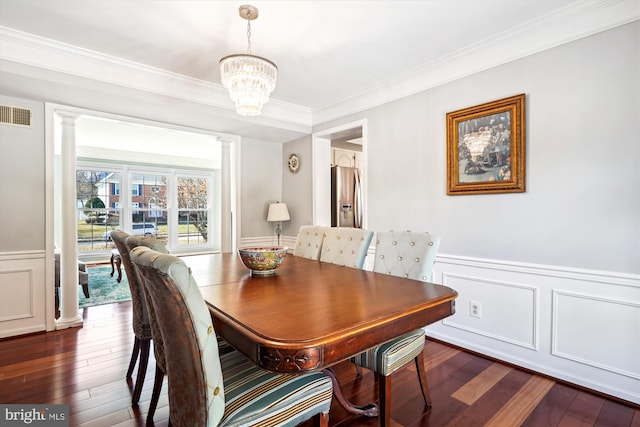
xmin=76 ymin=169 xmax=121 ymax=252
xmin=76 ymin=165 xmax=218 ymax=255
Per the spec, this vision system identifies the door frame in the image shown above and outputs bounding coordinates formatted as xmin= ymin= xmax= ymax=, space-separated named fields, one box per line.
xmin=311 ymin=119 xmax=367 ymax=228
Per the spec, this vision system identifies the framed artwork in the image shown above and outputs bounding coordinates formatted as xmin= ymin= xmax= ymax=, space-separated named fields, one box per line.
xmin=446 ymin=93 xmax=526 ymax=195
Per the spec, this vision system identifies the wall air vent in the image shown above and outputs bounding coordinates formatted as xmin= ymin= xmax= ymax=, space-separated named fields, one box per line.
xmin=0 ymin=105 xmax=32 ymax=127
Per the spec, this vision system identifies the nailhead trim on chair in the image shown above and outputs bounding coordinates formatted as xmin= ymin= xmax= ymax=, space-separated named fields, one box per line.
xmin=294 ymin=226 xmax=331 ymax=261
xmin=352 ymin=230 xmax=442 ymax=427
xmin=319 ymin=227 xmax=374 ymax=269
xmin=131 ymin=248 xmax=333 ymax=427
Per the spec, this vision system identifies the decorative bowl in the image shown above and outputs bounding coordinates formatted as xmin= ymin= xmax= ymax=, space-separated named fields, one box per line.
xmin=237 ymin=246 xmax=288 ymax=276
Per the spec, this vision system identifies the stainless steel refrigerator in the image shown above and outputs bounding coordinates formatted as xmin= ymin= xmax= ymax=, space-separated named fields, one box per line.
xmin=331 ymin=166 xmax=363 ymax=228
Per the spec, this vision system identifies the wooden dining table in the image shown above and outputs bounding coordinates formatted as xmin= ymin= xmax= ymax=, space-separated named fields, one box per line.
xmin=183 ymin=252 xmax=458 ymax=417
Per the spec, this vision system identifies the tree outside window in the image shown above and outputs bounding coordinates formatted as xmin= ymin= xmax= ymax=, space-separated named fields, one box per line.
xmin=177 ymin=176 xmax=209 ymax=245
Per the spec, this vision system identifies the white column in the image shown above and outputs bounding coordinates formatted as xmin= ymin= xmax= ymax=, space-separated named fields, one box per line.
xmin=56 ymin=112 xmax=83 ymax=329
xmin=220 ymin=138 xmax=232 ymax=253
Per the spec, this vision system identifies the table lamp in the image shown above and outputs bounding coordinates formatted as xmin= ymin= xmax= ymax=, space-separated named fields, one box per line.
xmin=267 ymin=202 xmax=290 ymax=245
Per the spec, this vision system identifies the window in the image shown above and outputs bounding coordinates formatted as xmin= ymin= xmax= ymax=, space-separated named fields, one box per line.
xmin=130 ymin=173 xmax=167 ymax=239
xmin=76 ymin=169 xmax=121 ymax=253
xmin=177 ymin=175 xmax=210 ymax=246
xmin=76 ymin=165 xmax=219 ymax=255
xmin=65 ymin=113 xmax=228 ymax=259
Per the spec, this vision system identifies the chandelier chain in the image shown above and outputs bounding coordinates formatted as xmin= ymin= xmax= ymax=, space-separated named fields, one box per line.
xmin=246 ymin=12 xmax=252 ymax=54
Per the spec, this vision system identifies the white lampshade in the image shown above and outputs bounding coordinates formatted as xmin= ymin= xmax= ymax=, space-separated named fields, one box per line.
xmin=267 ymin=202 xmax=290 ymax=222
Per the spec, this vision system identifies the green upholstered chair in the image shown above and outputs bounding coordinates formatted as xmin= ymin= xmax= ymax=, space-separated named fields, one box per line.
xmin=351 ymin=230 xmax=441 ymax=427
xmin=130 ymin=246 xmax=333 ymax=427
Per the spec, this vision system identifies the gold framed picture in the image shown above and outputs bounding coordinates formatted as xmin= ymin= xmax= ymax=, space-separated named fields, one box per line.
xmin=446 ymin=93 xmax=526 ymax=195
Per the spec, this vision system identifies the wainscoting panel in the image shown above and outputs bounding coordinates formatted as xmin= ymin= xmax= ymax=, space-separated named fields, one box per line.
xmin=0 ymin=251 xmax=46 ymax=338
xmin=553 ymin=290 xmax=640 ymax=379
xmin=442 ymin=273 xmax=537 ymax=349
xmin=0 ymin=269 xmax=34 ymax=321
xmin=427 ymin=254 xmax=640 ymax=405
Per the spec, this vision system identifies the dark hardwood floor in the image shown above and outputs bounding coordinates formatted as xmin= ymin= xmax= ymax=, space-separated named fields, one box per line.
xmin=1 ymin=301 xmax=638 ymax=427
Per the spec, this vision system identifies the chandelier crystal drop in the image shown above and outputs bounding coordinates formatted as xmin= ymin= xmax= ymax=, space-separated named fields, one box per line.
xmin=219 ymin=5 xmax=278 ymax=117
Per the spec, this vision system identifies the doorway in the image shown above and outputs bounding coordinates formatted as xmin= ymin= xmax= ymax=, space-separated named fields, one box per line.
xmin=311 ymin=119 xmax=367 ymax=228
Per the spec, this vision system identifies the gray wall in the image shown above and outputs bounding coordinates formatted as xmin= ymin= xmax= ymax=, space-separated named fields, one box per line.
xmin=0 ymin=23 xmax=637 ymax=274
xmin=240 ymin=138 xmax=283 ymax=238
xmin=282 ymin=135 xmax=314 ymax=235
xmin=0 ymin=95 xmax=45 ymax=252
xmin=313 ymin=22 xmax=639 ymax=274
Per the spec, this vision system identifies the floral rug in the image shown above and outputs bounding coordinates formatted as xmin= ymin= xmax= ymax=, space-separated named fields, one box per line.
xmin=79 ymin=265 xmax=131 ymax=308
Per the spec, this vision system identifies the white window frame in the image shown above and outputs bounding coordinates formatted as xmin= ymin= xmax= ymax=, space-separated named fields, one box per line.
xmin=173 ymin=172 xmax=216 ymax=248
xmin=77 ymin=161 xmax=219 ymax=254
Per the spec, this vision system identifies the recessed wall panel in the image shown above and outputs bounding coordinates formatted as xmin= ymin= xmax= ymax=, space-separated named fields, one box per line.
xmin=0 ymin=269 xmax=34 ymax=321
xmin=442 ymin=273 xmax=537 ymax=349
xmin=553 ymin=291 xmax=640 ymax=379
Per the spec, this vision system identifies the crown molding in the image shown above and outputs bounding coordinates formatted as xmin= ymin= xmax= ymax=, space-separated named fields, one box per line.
xmin=312 ymin=0 xmax=640 ymax=124
xmin=0 ymin=26 xmax=312 ymax=129
xmin=1 ymin=1 xmax=637 ymax=129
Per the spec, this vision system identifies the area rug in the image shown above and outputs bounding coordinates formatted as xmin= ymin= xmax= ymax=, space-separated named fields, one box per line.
xmin=79 ymin=265 xmax=131 ymax=308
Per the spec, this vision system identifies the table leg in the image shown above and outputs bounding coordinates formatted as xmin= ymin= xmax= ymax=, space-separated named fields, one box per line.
xmin=322 ymin=368 xmax=378 ymax=418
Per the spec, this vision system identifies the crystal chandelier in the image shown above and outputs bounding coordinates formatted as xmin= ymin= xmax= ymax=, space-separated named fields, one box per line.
xmin=220 ymin=5 xmax=278 ymax=117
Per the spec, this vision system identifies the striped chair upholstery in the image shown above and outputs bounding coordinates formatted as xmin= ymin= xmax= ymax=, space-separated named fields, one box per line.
xmin=319 ymin=227 xmax=374 ymax=269
xmin=293 ymin=225 xmax=330 ymax=260
xmin=352 ymin=230 xmax=441 ymax=427
xmin=110 ymin=230 xmax=168 ymax=407
xmin=131 ymin=247 xmax=333 ymax=427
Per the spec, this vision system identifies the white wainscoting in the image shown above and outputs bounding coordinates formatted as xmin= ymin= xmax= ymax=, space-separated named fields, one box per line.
xmin=441 ymin=273 xmax=538 ymax=350
xmin=427 ymin=254 xmax=640 ymax=405
xmin=0 ymin=251 xmax=47 ymax=338
xmin=239 ymin=235 xmax=297 ymax=252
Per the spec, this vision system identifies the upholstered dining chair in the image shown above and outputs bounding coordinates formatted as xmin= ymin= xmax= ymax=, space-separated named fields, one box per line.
xmin=124 ymin=234 xmax=170 ymax=421
xmin=130 ymin=246 xmax=333 ymax=427
xmin=110 ymin=230 xmax=168 ymax=407
xmin=319 ymin=227 xmax=374 ymax=269
xmin=293 ymin=225 xmax=330 ymax=260
xmin=351 ymin=230 xmax=441 ymax=427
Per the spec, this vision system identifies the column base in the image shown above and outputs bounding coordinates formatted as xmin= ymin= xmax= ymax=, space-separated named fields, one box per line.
xmin=56 ymin=315 xmax=83 ymax=330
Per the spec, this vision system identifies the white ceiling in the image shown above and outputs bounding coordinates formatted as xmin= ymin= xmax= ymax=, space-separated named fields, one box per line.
xmin=0 ymin=0 xmax=637 ymax=131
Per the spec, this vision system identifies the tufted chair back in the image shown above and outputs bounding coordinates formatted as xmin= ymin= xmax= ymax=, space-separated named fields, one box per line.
xmin=373 ymin=231 xmax=441 ymax=282
xmin=293 ymin=225 xmax=331 ymax=260
xmin=124 ymin=234 xmax=170 ymax=310
xmin=352 ymin=230 xmax=441 ymax=426
xmin=111 ymin=230 xmax=150 ymax=340
xmin=124 ymin=234 xmax=170 ymax=421
xmin=119 ymin=233 xmax=169 ymax=346
xmin=131 ymin=247 xmax=225 ymax=427
xmin=112 ymin=230 xmax=169 ymax=413
xmin=320 ymin=227 xmax=374 ymax=269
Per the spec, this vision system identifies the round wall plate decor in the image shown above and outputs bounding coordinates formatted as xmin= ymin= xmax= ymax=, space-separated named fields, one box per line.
xmin=288 ymin=153 xmax=300 ymax=173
